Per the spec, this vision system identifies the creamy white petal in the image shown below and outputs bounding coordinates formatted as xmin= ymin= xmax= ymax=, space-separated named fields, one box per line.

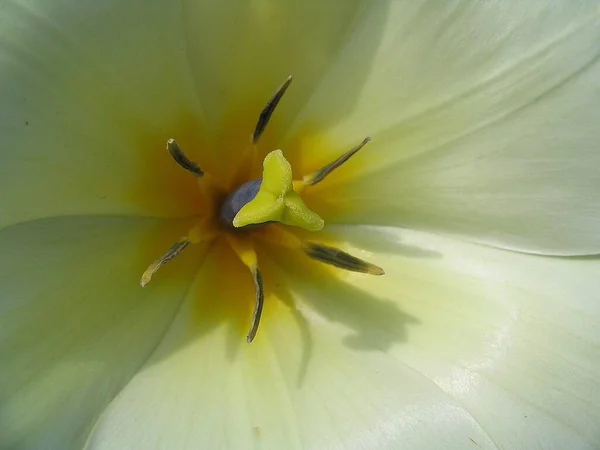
xmin=287 ymin=2 xmax=600 ymax=255
xmin=87 ymin=227 xmax=599 ymax=449
xmin=0 ymin=216 xmax=204 ymax=449
xmin=0 ymin=0 xmax=209 ymax=227
xmin=292 ymin=225 xmax=600 ymax=448
xmin=86 ymin=240 xmax=495 ymax=449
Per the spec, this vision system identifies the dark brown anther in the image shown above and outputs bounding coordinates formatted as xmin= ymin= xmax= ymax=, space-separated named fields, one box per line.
xmin=303 ymin=137 xmax=371 ymax=186
xmin=246 ymin=265 xmax=264 ymax=343
xmin=252 ymin=75 xmax=293 ymax=144
xmin=167 ymin=139 xmax=204 ymax=177
xmin=303 ymin=241 xmax=384 ymax=275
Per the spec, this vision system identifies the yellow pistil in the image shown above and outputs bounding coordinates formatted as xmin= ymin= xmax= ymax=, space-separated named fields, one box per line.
xmin=232 ymin=150 xmax=324 ymax=231
xmin=140 ymin=76 xmax=383 ymax=342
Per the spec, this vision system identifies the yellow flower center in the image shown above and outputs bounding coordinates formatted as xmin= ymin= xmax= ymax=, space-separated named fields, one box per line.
xmin=139 ymin=77 xmax=383 ymax=342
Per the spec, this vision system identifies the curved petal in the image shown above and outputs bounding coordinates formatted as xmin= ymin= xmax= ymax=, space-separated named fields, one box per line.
xmin=87 ymin=227 xmax=600 ymax=449
xmin=0 ymin=216 xmax=204 ymax=449
xmin=0 ymin=0 xmax=217 ymax=226
xmin=287 ymin=2 xmax=600 ymax=255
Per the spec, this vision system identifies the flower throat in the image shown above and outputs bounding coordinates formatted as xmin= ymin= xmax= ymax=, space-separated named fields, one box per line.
xmin=141 ymin=76 xmax=384 ymax=343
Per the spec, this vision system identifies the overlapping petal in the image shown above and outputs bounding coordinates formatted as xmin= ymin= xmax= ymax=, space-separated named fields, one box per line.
xmin=87 ymin=226 xmax=600 ymax=449
xmin=287 ymin=2 xmax=600 ymax=255
xmin=0 ymin=216 xmax=204 ymax=449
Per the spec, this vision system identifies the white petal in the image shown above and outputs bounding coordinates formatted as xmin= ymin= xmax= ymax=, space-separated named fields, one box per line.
xmin=87 ymin=228 xmax=600 ymax=449
xmin=0 ymin=0 xmax=207 ymax=226
xmin=288 ymin=2 xmax=600 ymax=255
xmin=0 ymin=216 xmax=203 ymax=449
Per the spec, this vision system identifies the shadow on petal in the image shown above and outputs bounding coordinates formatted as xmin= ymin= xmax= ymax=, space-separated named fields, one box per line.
xmin=146 ymin=234 xmax=419 ymax=390
xmin=259 ymin=254 xmax=315 ymax=388
xmin=263 ymin=243 xmax=420 ymax=354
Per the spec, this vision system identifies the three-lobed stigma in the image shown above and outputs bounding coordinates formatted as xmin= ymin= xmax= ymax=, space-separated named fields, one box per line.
xmin=141 ymin=76 xmax=384 ymax=343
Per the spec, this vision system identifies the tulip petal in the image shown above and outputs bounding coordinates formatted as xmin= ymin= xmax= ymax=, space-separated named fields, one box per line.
xmin=86 ymin=227 xmax=600 ymax=449
xmin=0 ymin=216 xmax=204 ymax=449
xmin=289 ymin=2 xmax=600 ymax=255
xmin=177 ymin=0 xmax=379 ymax=152
xmin=0 ymin=0 xmax=209 ymax=226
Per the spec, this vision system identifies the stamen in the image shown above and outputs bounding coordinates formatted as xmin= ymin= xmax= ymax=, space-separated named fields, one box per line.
xmin=302 ymin=137 xmax=371 ymax=186
xmin=167 ymin=138 xmax=204 ymax=177
xmin=257 ymin=226 xmax=385 ymax=276
xmin=252 ymin=75 xmax=293 ymax=144
xmin=247 ymin=265 xmax=264 ymax=343
xmin=225 ymin=234 xmax=265 ymax=343
xmin=140 ymin=238 xmax=190 ymax=287
xmin=303 ymin=241 xmax=384 ymax=275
